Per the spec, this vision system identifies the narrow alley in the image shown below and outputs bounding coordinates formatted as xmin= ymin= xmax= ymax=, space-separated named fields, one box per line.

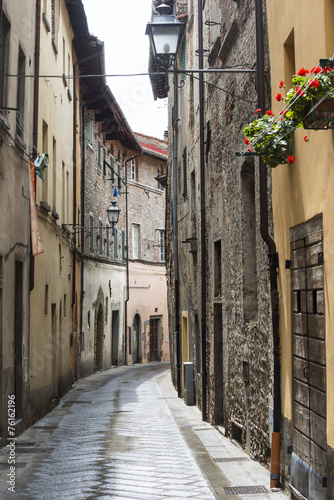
xmin=0 ymin=364 xmax=289 ymax=499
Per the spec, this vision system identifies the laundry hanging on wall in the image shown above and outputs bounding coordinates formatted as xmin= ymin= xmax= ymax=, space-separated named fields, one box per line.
xmin=34 ymin=153 xmax=49 ymax=181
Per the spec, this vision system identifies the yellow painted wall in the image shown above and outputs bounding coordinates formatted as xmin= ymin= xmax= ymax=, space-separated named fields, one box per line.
xmin=29 ymin=0 xmax=75 ymax=417
xmin=266 ymin=0 xmax=334 ymax=446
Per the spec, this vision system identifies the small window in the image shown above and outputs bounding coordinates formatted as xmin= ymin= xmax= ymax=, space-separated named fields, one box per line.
xmin=122 ymin=229 xmax=125 ymax=263
xmin=159 ymin=230 xmax=166 ymax=262
xmin=88 ymin=113 xmax=93 ymax=147
xmin=16 ymin=47 xmax=26 ymax=138
xmin=44 ymin=285 xmax=49 ymax=315
xmin=87 ymin=311 xmax=90 ymax=330
xmin=99 ymin=218 xmax=103 ymax=255
xmin=106 ymin=223 xmax=110 ymax=258
xmin=130 ymin=159 xmax=137 ymax=181
xmin=103 ymin=146 xmax=106 ymax=176
xmin=97 ymin=138 xmax=101 ymax=170
xmin=117 ymin=162 xmax=121 ymax=189
xmin=89 ymin=214 xmax=94 ymax=252
xmin=110 ymin=155 xmax=115 ymax=184
xmin=114 ymin=227 xmax=118 ymax=260
xmin=132 ymin=224 xmax=140 ymax=259
xmin=0 ymin=14 xmax=10 ymax=110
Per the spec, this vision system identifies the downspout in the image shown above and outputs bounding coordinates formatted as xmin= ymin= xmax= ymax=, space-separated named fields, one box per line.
xmin=72 ymin=62 xmax=78 ymax=310
xmin=198 ymin=0 xmax=207 ymax=421
xmin=30 ymin=0 xmax=41 ymax=291
xmin=172 ymin=63 xmax=181 ymax=398
xmin=255 ymin=0 xmax=281 ymax=488
xmin=125 ymin=152 xmax=142 ymax=365
xmin=79 ymin=102 xmax=85 ymax=380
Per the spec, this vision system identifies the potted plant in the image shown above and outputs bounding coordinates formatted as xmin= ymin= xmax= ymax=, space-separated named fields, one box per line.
xmin=242 ymin=64 xmax=334 ymax=168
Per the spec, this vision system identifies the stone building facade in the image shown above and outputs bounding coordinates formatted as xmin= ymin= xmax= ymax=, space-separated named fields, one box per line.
xmin=152 ymin=0 xmax=275 ymax=467
xmin=126 ymin=133 xmax=169 ymax=365
xmin=0 ymin=0 xmax=36 ymax=441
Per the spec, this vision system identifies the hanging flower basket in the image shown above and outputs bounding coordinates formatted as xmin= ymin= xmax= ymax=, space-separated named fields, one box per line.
xmin=240 ymin=62 xmax=334 ymax=167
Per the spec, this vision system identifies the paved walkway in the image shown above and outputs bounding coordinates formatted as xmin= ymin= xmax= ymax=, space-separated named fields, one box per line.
xmin=0 ymin=363 xmax=289 ymax=499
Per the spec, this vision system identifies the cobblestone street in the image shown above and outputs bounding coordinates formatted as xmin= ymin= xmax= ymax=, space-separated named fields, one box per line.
xmin=0 ymin=364 xmax=289 ymax=499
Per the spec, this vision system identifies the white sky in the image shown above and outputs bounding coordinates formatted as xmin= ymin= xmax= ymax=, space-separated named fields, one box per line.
xmin=82 ymin=0 xmax=168 ymax=140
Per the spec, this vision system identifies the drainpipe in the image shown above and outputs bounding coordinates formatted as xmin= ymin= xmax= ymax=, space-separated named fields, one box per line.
xmin=198 ymin=0 xmax=207 ymax=422
xmin=72 ymin=62 xmax=78 ymax=311
xmin=172 ymin=63 xmax=181 ymax=398
xmin=255 ymin=0 xmax=281 ymax=488
xmin=125 ymin=152 xmax=142 ymax=365
xmin=30 ymin=0 xmax=41 ymax=291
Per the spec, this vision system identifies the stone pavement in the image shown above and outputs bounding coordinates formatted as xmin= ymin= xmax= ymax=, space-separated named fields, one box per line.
xmin=0 ymin=363 xmax=290 ymax=499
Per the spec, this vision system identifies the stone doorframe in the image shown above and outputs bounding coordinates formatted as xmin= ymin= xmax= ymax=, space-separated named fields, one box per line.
xmin=94 ymin=287 xmax=105 ymax=372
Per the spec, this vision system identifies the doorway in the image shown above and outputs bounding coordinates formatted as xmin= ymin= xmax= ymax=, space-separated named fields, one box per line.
xmin=94 ymin=304 xmax=104 ymax=372
xmin=149 ymin=318 xmax=159 ymax=362
xmin=51 ymin=303 xmax=58 ymax=400
xmin=111 ymin=310 xmax=119 ymax=366
xmin=133 ymin=313 xmax=141 ymax=363
xmin=214 ymin=302 xmax=224 ymax=425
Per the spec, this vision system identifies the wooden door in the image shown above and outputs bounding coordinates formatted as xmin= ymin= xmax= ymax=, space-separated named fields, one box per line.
xmin=150 ymin=318 xmax=158 ymax=362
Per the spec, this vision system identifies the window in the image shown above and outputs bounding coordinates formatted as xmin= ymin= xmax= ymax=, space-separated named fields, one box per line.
xmin=182 ymin=146 xmax=187 ymax=200
xmin=130 ymin=159 xmax=137 ymax=181
xmin=99 ymin=218 xmax=103 ymax=255
xmin=106 ymin=223 xmax=110 ymax=258
xmin=16 ymin=48 xmax=26 ymax=138
xmin=98 ymin=137 xmax=101 ymax=170
xmin=132 ymin=224 xmax=140 ymax=259
xmin=122 ymin=229 xmax=125 ymax=263
xmin=88 ymin=113 xmax=93 ymax=147
xmin=103 ymin=146 xmax=106 ymax=176
xmin=117 ymin=162 xmax=121 ymax=189
xmin=114 ymin=227 xmax=118 ymax=260
xmin=89 ymin=214 xmax=94 ymax=252
xmin=159 ymin=230 xmax=166 ymax=262
xmin=0 ymin=13 xmax=10 ymax=110
xmin=42 ymin=121 xmax=49 ymax=202
xmin=181 ymin=37 xmax=186 ymax=86
xmin=157 ymin=168 xmax=162 ymax=189
xmin=110 ymin=155 xmax=115 ymax=184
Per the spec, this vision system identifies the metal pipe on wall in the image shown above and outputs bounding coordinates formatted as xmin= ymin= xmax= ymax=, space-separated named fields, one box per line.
xmin=255 ymin=0 xmax=281 ymax=488
xmin=172 ymin=62 xmax=181 ymax=398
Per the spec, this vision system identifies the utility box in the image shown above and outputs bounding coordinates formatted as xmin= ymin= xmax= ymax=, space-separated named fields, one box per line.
xmin=183 ymin=362 xmax=195 ymax=406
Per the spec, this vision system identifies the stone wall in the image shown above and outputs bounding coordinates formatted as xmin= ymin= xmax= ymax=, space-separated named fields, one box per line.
xmin=166 ymin=0 xmax=274 ymax=467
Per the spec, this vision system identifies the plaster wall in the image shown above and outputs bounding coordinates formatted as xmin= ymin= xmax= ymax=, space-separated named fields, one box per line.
xmin=266 ymin=0 xmax=334 ymax=449
xmin=30 ymin=0 xmax=75 ymax=421
xmin=0 ymin=0 xmax=36 ymax=439
xmin=127 ymin=261 xmax=169 ymax=364
xmin=81 ymin=261 xmax=125 ymax=376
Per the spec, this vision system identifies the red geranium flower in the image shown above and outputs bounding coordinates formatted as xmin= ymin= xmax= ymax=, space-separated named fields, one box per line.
xmin=247 ymin=147 xmax=252 ymax=153
xmin=295 ymin=86 xmax=306 ymax=96
xmin=278 ymin=81 xmax=284 ymax=88
xmin=297 ymin=67 xmax=309 ymax=76
xmin=244 ymin=137 xmax=250 ymax=145
xmin=311 ymin=66 xmax=322 ymax=74
xmin=276 ymin=93 xmax=282 ymax=101
xmin=288 ymin=156 xmax=294 ymax=164
xmin=308 ymin=79 xmax=320 ymax=88
xmin=255 ymin=108 xmax=261 ymax=114
xmin=265 ymin=110 xmax=274 ymax=116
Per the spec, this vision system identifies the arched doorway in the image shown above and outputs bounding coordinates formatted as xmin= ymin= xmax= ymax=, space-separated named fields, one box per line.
xmin=94 ymin=303 xmax=104 ymax=372
xmin=133 ymin=313 xmax=141 ymax=364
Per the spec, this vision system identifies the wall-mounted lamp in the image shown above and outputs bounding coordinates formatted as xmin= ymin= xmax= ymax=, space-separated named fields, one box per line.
xmin=146 ymin=2 xmax=185 ymax=69
xmin=106 ymin=200 xmax=121 ymax=235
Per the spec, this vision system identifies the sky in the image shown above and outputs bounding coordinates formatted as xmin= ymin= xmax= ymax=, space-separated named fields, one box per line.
xmin=82 ymin=0 xmax=168 ymax=140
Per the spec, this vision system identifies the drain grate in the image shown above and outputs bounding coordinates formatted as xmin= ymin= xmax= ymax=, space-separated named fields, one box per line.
xmin=214 ymin=457 xmax=250 ymax=463
xmin=224 ymin=485 xmax=268 ymax=495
